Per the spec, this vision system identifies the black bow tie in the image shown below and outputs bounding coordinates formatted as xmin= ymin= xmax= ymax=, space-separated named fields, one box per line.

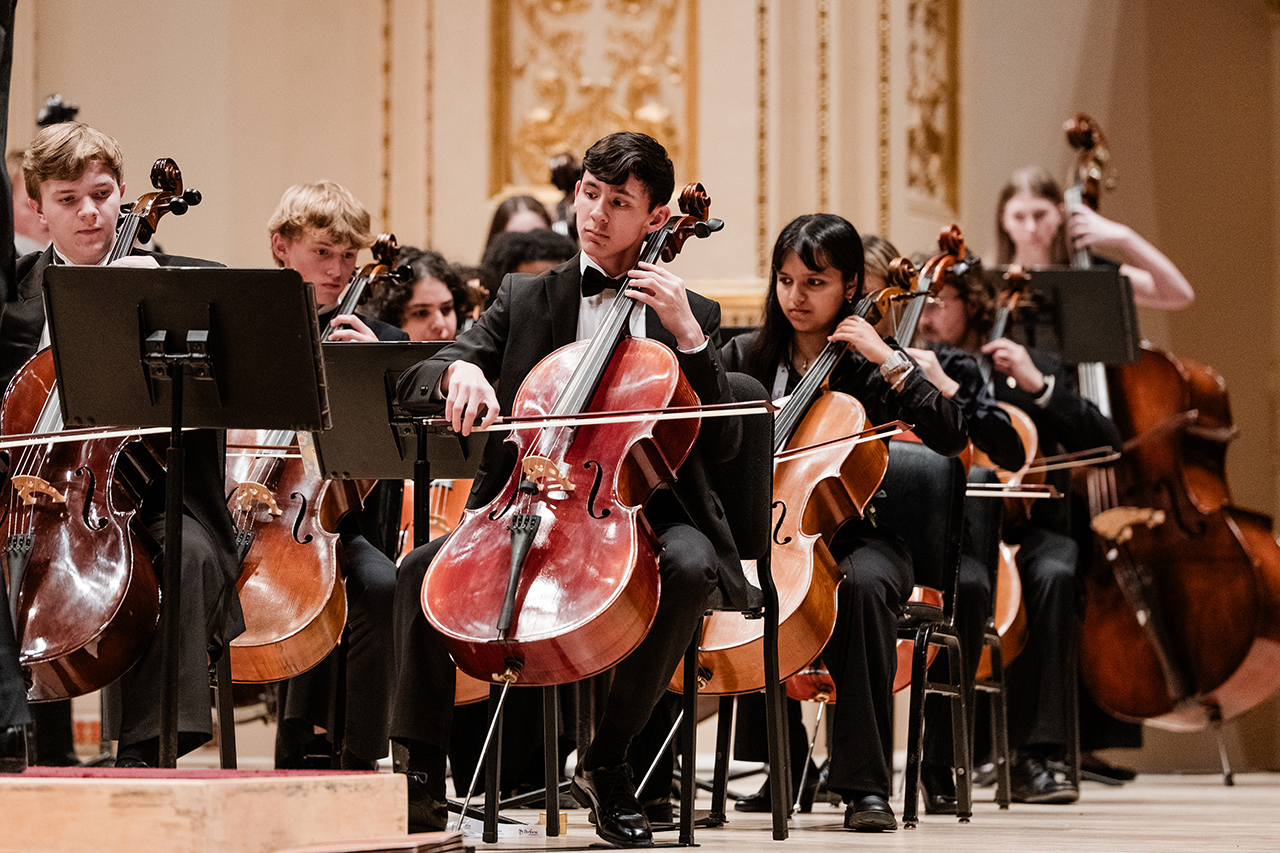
xmin=582 ymin=265 xmax=627 ymax=298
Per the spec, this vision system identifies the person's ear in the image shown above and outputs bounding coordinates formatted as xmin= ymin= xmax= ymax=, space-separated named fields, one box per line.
xmin=269 ymin=231 xmax=291 ymax=266
xmin=645 ymin=203 xmax=671 ymax=233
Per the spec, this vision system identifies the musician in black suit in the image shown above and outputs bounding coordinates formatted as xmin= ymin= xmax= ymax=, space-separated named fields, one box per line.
xmin=265 ymin=181 xmax=404 ymax=771
xmin=918 ymin=259 xmax=1123 ymax=804
xmin=391 ymin=131 xmax=742 ymax=846
xmin=0 ymin=122 xmax=240 ymax=766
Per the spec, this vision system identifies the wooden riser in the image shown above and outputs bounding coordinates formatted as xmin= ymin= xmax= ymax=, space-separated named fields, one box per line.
xmin=0 ymin=769 xmax=404 ymax=853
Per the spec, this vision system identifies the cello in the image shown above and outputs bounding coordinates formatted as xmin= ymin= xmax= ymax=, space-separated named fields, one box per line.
xmin=0 ymin=159 xmax=201 ymax=700
xmin=226 ymin=235 xmax=407 ymax=683
xmin=419 ymin=184 xmax=723 ymax=688
xmin=1065 ymin=114 xmax=1280 ymax=732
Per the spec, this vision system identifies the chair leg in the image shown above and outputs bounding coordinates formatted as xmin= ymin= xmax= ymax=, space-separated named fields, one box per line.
xmin=1064 ymin=631 xmax=1082 ymax=791
xmin=483 ymin=684 xmax=504 ymax=843
xmin=986 ymin=635 xmax=1012 ymax=808
xmin=214 ymin=651 xmax=237 ymax=769
xmin=760 ymin=554 xmax=790 ymax=841
xmin=944 ymin=634 xmax=972 ymax=822
xmin=710 ymin=695 xmax=735 ymax=823
xmin=902 ymin=626 xmax=932 ymax=829
xmin=679 ymin=623 xmax=701 ymax=846
xmin=543 ymin=686 xmax=561 ymax=836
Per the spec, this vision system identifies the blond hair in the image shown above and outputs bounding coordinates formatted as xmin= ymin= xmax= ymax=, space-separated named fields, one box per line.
xmin=267 ymin=181 xmax=373 ymax=264
xmin=22 ymin=123 xmax=124 ymax=202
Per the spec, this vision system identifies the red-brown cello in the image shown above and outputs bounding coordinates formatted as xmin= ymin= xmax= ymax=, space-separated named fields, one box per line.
xmin=0 ymin=159 xmax=199 ymax=700
xmin=419 ymin=184 xmax=722 ymax=689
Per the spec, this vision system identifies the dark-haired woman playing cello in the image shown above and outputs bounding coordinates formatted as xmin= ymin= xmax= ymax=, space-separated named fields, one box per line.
xmin=722 ymin=214 xmax=968 ymax=831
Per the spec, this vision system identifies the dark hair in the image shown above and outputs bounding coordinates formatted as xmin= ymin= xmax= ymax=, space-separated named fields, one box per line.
xmin=484 ymin=194 xmax=552 ymax=253
xmin=479 ymin=228 xmax=577 ymax=302
xmin=946 ymin=253 xmax=997 ymax=341
xmin=741 ymin=213 xmax=865 ymax=380
xmin=369 ymin=245 xmax=470 ymax=329
xmin=995 ymin=166 xmax=1068 ymax=265
xmin=580 ymin=131 xmax=674 ymax=211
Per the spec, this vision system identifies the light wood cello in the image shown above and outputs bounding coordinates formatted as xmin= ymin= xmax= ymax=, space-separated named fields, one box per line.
xmin=226 ymin=235 xmax=404 ymax=682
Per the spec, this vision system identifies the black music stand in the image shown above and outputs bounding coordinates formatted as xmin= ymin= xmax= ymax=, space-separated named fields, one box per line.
xmin=304 ymin=341 xmax=512 ymax=835
xmin=42 ymin=266 xmax=328 ymax=768
xmin=990 ymin=266 xmax=1140 ymax=364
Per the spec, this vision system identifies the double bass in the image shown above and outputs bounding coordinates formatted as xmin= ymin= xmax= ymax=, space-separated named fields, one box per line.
xmin=420 ymin=184 xmax=723 ymax=688
xmin=1066 ymin=114 xmax=1280 ymax=731
xmin=0 ymin=159 xmax=200 ymax=700
xmin=226 ymin=235 xmax=406 ymax=683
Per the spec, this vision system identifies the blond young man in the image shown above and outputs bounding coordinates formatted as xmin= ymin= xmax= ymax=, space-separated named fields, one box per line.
xmin=266 ymin=181 xmax=406 ymax=770
xmin=0 ymin=122 xmax=239 ymax=766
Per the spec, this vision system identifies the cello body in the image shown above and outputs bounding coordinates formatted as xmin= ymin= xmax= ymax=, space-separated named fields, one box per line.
xmin=1 ymin=349 xmax=162 ymax=700
xmin=423 ymin=337 xmax=698 ymax=686
xmin=225 ymin=429 xmax=350 ymax=683
xmin=677 ymin=389 xmax=886 ymax=695
xmin=1079 ymin=344 xmax=1280 ymax=729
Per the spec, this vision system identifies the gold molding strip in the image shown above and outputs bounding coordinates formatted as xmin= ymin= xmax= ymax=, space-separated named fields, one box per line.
xmin=687 ymin=0 xmax=699 ymax=189
xmin=381 ymin=0 xmax=393 ymax=228
xmin=757 ymin=0 xmax=769 ymax=278
xmin=877 ymin=0 xmax=890 ymax=237
xmin=818 ymin=0 xmax=830 ymax=213
xmin=425 ymin=0 xmax=435 ymax=243
xmin=489 ymin=0 xmax=511 ymax=198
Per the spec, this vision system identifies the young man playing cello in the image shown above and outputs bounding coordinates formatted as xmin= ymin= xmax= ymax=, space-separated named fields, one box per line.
xmin=0 ymin=122 xmax=238 ymax=766
xmin=390 ymin=131 xmax=743 ymax=846
xmin=265 ymin=181 xmax=405 ymax=770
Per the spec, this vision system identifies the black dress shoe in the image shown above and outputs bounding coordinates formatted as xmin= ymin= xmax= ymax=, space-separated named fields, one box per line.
xmin=0 ymin=725 xmax=28 ymax=773
xmin=1079 ymin=751 xmax=1137 ymax=784
xmin=920 ymin=764 xmax=957 ymax=815
xmin=570 ymin=763 xmax=653 ymax=848
xmin=843 ymin=794 xmax=897 ymax=831
xmin=1010 ymin=755 xmax=1078 ymax=804
xmin=406 ymin=771 xmax=448 ymax=833
xmin=114 ymin=756 xmax=150 ymax=769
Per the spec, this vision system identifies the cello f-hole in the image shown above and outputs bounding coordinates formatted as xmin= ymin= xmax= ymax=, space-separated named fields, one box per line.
xmin=73 ymin=466 xmax=107 ymax=531
xmin=290 ymin=492 xmax=315 ymax=545
xmin=584 ymin=460 xmax=610 ymax=520
xmin=771 ymin=499 xmax=792 ymax=546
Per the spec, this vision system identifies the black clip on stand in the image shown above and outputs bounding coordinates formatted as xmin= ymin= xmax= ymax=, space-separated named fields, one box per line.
xmin=42 ymin=266 xmax=328 ymax=768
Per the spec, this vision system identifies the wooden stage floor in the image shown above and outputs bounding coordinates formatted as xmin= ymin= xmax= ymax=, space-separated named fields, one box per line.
xmin=477 ymin=771 xmax=1280 ymax=852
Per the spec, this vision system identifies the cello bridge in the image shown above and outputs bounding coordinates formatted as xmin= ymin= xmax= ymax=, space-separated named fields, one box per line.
xmin=520 ymin=456 xmax=575 ymax=493
xmin=230 ymin=482 xmax=283 ymax=516
xmin=11 ymin=475 xmax=67 ymax=505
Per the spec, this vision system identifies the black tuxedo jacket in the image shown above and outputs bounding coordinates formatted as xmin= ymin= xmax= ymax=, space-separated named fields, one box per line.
xmin=396 ymin=255 xmax=753 ymax=608
xmin=0 ymin=246 xmax=238 ymax=587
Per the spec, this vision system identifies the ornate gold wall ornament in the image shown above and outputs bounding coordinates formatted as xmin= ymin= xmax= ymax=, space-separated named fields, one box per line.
xmin=490 ymin=0 xmax=697 ymax=197
xmin=905 ymin=0 xmax=958 ymax=212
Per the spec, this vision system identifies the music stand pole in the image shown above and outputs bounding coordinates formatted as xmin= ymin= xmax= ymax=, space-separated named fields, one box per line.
xmin=142 ymin=332 xmax=212 ymax=768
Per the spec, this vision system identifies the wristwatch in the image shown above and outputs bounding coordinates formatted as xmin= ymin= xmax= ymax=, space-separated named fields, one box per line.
xmin=879 ymin=350 xmax=913 ymax=385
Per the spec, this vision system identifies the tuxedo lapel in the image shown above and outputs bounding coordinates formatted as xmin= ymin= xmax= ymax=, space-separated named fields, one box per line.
xmin=545 ymin=257 xmax=582 ymax=350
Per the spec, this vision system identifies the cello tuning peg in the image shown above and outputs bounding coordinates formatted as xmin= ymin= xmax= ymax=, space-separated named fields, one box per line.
xmin=392 ymin=264 xmax=414 ymax=283
xmin=184 ymin=189 xmax=202 ymax=206
xmin=168 ymin=197 xmax=189 ymax=216
xmin=694 ymin=218 xmax=724 ymax=238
